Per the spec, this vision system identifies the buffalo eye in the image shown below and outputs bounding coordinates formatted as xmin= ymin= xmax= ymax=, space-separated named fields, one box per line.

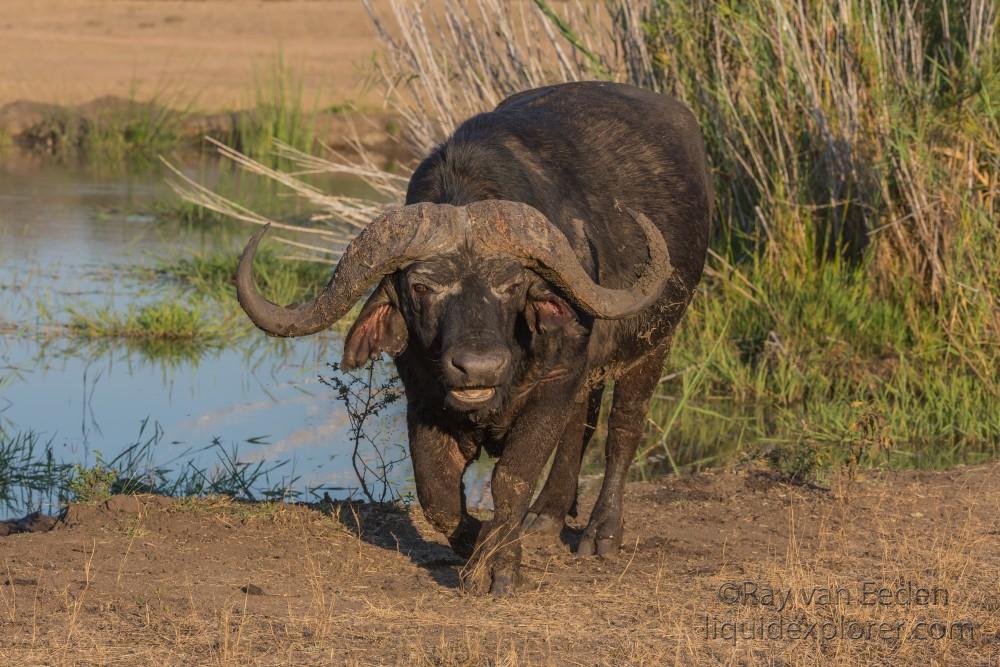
xmin=411 ymin=282 xmax=432 ymax=295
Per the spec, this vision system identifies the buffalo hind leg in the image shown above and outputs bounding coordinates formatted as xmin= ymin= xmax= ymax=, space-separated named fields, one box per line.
xmin=522 ymin=386 xmax=603 ymax=539
xmin=577 ymin=343 xmax=669 ymax=557
xmin=409 ymin=419 xmax=481 ymax=558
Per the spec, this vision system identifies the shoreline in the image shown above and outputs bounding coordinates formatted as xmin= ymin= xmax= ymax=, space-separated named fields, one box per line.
xmin=1 ymin=463 xmax=997 ymax=663
xmin=0 ymin=96 xmax=408 ymax=166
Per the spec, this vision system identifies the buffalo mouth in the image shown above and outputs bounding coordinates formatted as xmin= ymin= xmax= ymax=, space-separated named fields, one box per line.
xmin=448 ymin=387 xmax=496 ymax=403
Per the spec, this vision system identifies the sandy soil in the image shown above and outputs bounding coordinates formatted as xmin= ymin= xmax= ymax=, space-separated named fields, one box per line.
xmin=1 ymin=464 xmax=998 ymax=665
xmin=0 ymin=1 xmax=382 ymax=110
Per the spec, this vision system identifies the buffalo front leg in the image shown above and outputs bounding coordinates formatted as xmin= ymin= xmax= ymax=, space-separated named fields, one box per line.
xmin=461 ymin=384 xmax=575 ymax=596
xmin=522 ymin=386 xmax=603 ymax=539
xmin=409 ymin=418 xmax=481 ymax=558
xmin=577 ymin=343 xmax=669 ymax=557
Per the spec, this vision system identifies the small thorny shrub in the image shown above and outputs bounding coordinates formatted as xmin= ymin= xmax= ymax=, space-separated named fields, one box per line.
xmin=322 ymin=362 xmax=405 ymax=504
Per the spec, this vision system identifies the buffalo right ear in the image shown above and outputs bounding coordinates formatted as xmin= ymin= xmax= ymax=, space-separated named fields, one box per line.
xmin=341 ymin=280 xmax=408 ymax=370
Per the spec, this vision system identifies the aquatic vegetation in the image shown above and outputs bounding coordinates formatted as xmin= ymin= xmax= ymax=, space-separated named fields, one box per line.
xmin=67 ymin=302 xmax=229 ymax=342
xmin=151 ymin=248 xmax=363 ymax=335
xmin=15 ymin=86 xmax=196 ymax=165
xmin=156 ymin=247 xmax=329 ymax=307
xmin=230 ymin=54 xmax=317 ymax=159
xmin=0 ymin=420 xmax=319 ymax=516
xmin=81 ymin=94 xmax=193 ymax=164
xmin=638 ymin=259 xmax=1000 ymax=480
xmin=65 ymin=247 xmax=333 ymax=345
xmin=7 ymin=54 xmax=324 ymax=168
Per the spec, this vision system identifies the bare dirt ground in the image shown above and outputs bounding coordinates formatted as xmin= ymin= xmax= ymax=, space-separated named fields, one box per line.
xmin=1 ymin=464 xmax=998 ymax=666
xmin=0 ymin=0 xmax=381 ymax=111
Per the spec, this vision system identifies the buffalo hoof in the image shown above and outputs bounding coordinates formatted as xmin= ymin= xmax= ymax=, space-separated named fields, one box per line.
xmin=576 ymin=515 xmax=623 ymax=557
xmin=576 ymin=534 xmax=621 ymax=557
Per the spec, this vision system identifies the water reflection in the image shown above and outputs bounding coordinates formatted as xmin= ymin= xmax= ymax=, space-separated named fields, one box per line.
xmin=0 ymin=159 xmax=410 ymax=517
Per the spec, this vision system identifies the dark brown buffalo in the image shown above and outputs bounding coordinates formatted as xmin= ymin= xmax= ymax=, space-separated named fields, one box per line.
xmin=235 ymin=81 xmax=712 ymax=595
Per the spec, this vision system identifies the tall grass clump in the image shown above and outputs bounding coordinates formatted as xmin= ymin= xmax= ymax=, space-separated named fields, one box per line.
xmin=172 ymin=0 xmax=999 ymax=480
xmin=82 ymin=96 xmax=190 ymax=165
xmin=627 ymin=0 xmax=999 ymax=474
xmin=231 ymin=55 xmax=317 ymax=159
xmin=65 ymin=302 xmax=235 ymax=362
xmin=28 ymin=83 xmax=195 ymax=165
xmin=155 ymin=247 xmax=332 ymax=312
xmin=67 ymin=302 xmax=222 ymax=341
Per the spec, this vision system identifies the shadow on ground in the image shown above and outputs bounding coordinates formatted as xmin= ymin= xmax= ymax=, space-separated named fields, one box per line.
xmin=328 ymin=500 xmax=466 ymax=589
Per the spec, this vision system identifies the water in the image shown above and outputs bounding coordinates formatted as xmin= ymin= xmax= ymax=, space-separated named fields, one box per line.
xmin=0 ymin=159 xmax=408 ymax=517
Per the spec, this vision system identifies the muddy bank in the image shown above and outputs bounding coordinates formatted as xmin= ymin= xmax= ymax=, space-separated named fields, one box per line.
xmin=1 ymin=464 xmax=998 ymax=665
xmin=0 ymin=96 xmax=408 ymax=163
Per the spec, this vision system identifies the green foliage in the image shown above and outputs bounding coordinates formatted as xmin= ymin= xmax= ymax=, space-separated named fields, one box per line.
xmin=766 ymin=441 xmax=828 ymax=486
xmin=27 ymin=87 xmax=195 ymax=165
xmin=147 ymin=192 xmax=227 ymax=226
xmin=531 ymin=0 xmax=1000 ymax=478
xmin=231 ymin=54 xmax=316 ymax=158
xmin=58 ymin=246 xmax=338 ymax=367
xmin=156 ymin=247 xmax=329 ymax=308
xmin=82 ymin=99 xmax=189 ymax=164
xmin=645 ymin=253 xmax=1000 ymax=480
xmin=64 ymin=246 xmax=331 ymax=346
xmin=69 ymin=459 xmax=119 ymax=504
xmin=17 ymin=57 xmax=319 ymax=166
xmin=67 ymin=302 xmax=226 ymax=342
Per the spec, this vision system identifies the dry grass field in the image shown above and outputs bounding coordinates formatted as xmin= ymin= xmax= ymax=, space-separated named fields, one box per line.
xmin=1 ymin=465 xmax=998 ymax=666
xmin=0 ymin=0 xmax=381 ymax=110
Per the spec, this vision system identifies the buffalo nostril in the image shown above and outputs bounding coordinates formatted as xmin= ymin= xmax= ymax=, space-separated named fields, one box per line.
xmin=447 ymin=348 xmax=511 ymax=382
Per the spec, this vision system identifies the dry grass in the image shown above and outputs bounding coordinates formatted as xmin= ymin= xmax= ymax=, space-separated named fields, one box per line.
xmin=0 ymin=466 xmax=997 ymax=665
xmin=165 ymin=0 xmax=614 ymax=261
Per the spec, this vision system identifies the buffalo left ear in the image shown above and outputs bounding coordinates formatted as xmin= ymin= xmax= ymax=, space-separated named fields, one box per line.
xmin=342 ymin=280 xmax=408 ymax=370
xmin=525 ymin=291 xmax=586 ymax=337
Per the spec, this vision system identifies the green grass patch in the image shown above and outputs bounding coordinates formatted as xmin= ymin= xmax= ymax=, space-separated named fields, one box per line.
xmin=82 ymin=98 xmax=191 ymax=165
xmin=68 ymin=462 xmax=120 ymax=504
xmin=67 ymin=302 xmax=227 ymax=342
xmin=64 ymin=301 xmax=237 ymax=361
xmin=68 ymin=247 xmax=348 ymax=358
xmin=638 ymin=245 xmax=999 ymax=483
xmin=155 ymin=247 xmax=330 ymax=309
xmin=30 ymin=85 xmax=197 ymax=165
xmin=147 ymin=195 xmax=227 ymax=226
xmin=62 ymin=248 xmax=334 ymax=349
xmin=230 ymin=54 xmax=317 ymax=159
xmin=18 ymin=55 xmax=321 ymax=167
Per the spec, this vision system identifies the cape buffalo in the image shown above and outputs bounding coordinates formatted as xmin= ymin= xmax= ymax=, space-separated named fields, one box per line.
xmin=235 ymin=81 xmax=712 ymax=595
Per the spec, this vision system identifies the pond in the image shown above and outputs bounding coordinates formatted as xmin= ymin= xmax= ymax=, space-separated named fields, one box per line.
xmin=0 ymin=159 xmax=413 ymax=518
